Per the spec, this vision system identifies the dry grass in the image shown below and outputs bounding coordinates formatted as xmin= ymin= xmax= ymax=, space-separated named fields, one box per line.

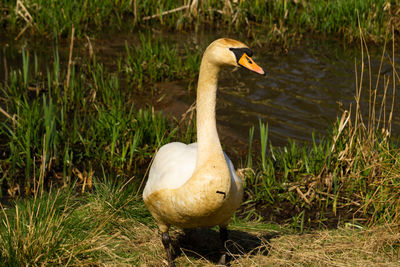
xmin=243 ymin=225 xmax=400 ymax=267
xmin=1 ymin=181 xmax=399 ymax=266
xmin=131 ymin=223 xmax=400 ymax=266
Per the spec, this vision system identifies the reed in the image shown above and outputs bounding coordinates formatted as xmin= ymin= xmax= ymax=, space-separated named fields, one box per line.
xmin=122 ymin=32 xmax=201 ymax=89
xmin=2 ymin=0 xmax=394 ymax=45
xmin=0 ymin=42 xmax=196 ymax=196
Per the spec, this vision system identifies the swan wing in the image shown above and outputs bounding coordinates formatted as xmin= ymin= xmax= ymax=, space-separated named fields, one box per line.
xmin=223 ymin=152 xmax=242 ymax=187
xmin=143 ymin=142 xmax=198 ymax=198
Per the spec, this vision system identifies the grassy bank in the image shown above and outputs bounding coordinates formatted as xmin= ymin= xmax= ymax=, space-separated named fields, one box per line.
xmin=1 ymin=180 xmax=399 ymax=266
xmin=1 ymin=29 xmax=400 ymax=264
xmin=1 ymin=0 xmax=398 ymax=45
xmin=0 ymin=179 xmax=154 ymax=265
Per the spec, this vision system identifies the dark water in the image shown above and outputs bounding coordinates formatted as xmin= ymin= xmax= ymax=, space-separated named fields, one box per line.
xmin=1 ymin=32 xmax=399 ymax=148
xmin=218 ymin=39 xmax=400 ymax=146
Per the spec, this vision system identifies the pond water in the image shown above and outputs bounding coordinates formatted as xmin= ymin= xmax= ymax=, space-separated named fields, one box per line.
xmin=1 ymin=32 xmax=399 ymax=151
xmin=217 ymin=38 xmax=399 ymax=146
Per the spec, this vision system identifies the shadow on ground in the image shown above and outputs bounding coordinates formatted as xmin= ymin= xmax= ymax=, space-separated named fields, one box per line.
xmin=170 ymin=228 xmax=278 ymax=264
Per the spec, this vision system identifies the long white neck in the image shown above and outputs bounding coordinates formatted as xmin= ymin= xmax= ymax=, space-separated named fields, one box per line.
xmin=195 ymin=56 xmax=223 ymax=167
xmin=165 ymin=44 xmax=234 ymax=218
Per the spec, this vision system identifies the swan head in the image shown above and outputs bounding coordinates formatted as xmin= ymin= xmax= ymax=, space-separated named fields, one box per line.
xmin=205 ymin=38 xmax=265 ymax=75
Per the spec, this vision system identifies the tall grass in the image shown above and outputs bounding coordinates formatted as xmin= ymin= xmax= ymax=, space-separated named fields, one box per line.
xmin=0 ymin=38 xmax=196 ymax=196
xmin=0 ymin=177 xmax=154 ymax=265
xmin=1 ymin=0 xmax=396 ymax=45
xmin=122 ymin=32 xmax=201 ymax=89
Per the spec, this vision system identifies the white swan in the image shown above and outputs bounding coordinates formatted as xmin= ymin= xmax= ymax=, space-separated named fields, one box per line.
xmin=143 ymin=38 xmax=265 ymax=266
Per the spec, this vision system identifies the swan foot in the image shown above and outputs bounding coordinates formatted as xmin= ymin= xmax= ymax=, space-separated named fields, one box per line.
xmin=162 ymin=232 xmax=176 ymax=267
xmin=217 ymin=226 xmax=229 ymax=266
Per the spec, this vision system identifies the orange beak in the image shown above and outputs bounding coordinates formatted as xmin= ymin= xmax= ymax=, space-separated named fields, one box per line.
xmin=238 ymin=53 xmax=265 ymax=75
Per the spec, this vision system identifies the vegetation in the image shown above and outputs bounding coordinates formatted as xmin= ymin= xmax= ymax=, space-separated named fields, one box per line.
xmin=1 ymin=31 xmax=399 ymax=264
xmin=0 ymin=179 xmax=155 ymax=266
xmin=1 ymin=0 xmax=399 ymax=44
xmin=241 ymin=33 xmax=400 ymax=229
xmin=1 ymin=1 xmax=400 ymax=265
xmin=122 ymin=33 xmax=201 ymax=89
xmin=0 ymin=36 xmax=198 ymax=196
xmin=1 ymin=179 xmax=399 ymax=266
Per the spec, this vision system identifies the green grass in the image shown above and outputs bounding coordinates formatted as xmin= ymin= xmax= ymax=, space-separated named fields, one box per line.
xmin=0 ymin=36 xmax=197 ymax=196
xmin=0 ymin=177 xmax=157 ymax=266
xmin=121 ymin=32 xmax=201 ymax=89
xmin=242 ymin=116 xmax=400 ymax=229
xmin=0 ymin=0 xmax=396 ymax=45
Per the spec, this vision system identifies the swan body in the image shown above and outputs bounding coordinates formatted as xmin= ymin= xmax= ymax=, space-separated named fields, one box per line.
xmin=143 ymin=142 xmax=242 ymax=230
xmin=142 ymin=38 xmax=265 ymax=266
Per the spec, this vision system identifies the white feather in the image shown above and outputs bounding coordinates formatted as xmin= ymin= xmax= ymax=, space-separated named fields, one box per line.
xmin=143 ymin=142 xmax=196 ymax=198
xmin=143 ymin=142 xmax=240 ymax=199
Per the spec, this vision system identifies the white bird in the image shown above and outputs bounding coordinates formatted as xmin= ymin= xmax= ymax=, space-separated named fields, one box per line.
xmin=143 ymin=38 xmax=265 ymax=266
